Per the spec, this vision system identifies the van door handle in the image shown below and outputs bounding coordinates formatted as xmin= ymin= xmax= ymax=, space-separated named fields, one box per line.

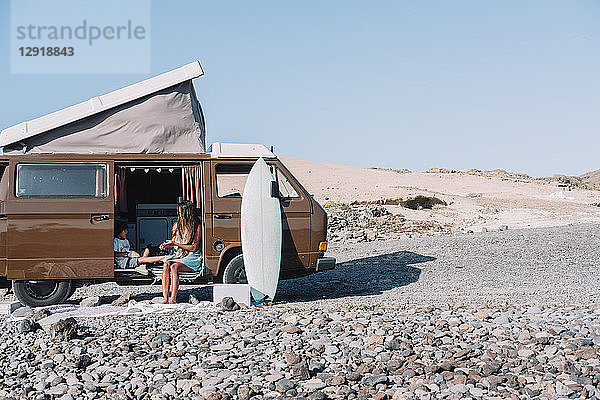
xmin=90 ymin=214 xmax=110 ymax=223
xmin=214 ymin=214 xmax=232 ymax=219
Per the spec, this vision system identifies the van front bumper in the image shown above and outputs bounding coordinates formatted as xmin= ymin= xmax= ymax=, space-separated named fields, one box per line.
xmin=316 ymin=257 xmax=336 ymax=272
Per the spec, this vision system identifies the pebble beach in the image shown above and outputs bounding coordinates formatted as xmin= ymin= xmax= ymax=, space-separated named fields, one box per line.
xmin=1 ymin=224 xmax=599 ymax=399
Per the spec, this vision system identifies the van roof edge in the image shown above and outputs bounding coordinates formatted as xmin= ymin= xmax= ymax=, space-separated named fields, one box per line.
xmin=209 ymin=142 xmax=276 ymax=159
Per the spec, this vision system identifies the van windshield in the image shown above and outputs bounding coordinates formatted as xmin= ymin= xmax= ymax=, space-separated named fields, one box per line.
xmin=0 ymin=165 xmax=6 ymax=202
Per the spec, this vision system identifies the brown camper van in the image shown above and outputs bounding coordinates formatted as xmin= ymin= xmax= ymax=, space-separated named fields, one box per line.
xmin=0 ymin=62 xmax=334 ymax=307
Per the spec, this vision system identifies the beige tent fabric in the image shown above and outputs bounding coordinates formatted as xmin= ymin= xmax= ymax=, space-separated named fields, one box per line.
xmin=3 ymin=81 xmax=205 ymax=155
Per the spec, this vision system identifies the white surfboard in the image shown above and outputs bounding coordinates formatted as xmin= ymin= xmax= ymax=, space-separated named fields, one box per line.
xmin=241 ymin=158 xmax=282 ymax=302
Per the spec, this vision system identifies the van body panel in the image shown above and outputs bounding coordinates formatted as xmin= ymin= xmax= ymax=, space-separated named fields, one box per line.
xmin=0 ymin=217 xmax=7 ymax=276
xmin=309 ymin=196 xmax=328 ymax=263
xmin=5 ymin=159 xmax=115 ymax=280
xmin=274 ymin=160 xmax=312 ymax=273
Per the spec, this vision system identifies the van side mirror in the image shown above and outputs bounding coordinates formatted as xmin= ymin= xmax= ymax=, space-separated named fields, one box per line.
xmin=270 ymin=181 xmax=280 ymax=199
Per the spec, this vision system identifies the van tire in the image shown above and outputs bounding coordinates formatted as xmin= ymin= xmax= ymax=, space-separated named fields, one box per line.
xmin=12 ymin=280 xmax=74 ymax=308
xmin=222 ymin=255 xmax=247 ymax=284
xmin=68 ymin=283 xmax=77 ymax=298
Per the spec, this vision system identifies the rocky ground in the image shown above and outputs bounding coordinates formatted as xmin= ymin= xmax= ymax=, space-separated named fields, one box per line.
xmin=1 ymin=224 xmax=600 ymax=399
xmin=325 ymin=203 xmax=453 ymax=243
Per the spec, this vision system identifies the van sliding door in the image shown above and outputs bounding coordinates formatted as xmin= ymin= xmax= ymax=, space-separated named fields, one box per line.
xmin=5 ymin=160 xmax=115 ymax=280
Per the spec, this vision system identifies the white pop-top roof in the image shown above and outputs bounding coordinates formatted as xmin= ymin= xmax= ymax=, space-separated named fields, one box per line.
xmin=210 ymin=142 xmax=276 ymax=158
xmin=0 ymin=61 xmax=204 ymax=148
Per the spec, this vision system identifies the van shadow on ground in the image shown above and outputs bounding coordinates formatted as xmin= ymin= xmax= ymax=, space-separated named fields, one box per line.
xmin=106 ymin=287 xmax=213 ymax=305
xmin=276 ymin=251 xmax=435 ymax=303
xmin=89 ymin=286 xmax=212 ymax=306
xmin=90 ymin=251 xmax=434 ymax=305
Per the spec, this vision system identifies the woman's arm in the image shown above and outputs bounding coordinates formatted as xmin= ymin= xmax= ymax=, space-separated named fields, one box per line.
xmin=172 ymin=224 xmax=201 ymax=252
xmin=160 ymin=224 xmax=179 ymax=250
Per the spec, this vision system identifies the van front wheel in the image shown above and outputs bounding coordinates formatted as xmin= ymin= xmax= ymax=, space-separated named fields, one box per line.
xmin=222 ymin=255 xmax=248 ymax=284
xmin=13 ymin=280 xmax=74 ymax=307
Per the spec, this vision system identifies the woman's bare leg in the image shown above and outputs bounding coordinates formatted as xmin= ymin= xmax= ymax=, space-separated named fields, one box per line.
xmin=168 ymin=262 xmax=193 ymax=304
xmin=139 ymin=255 xmax=172 ymax=264
xmin=168 ymin=263 xmax=180 ymax=304
xmin=162 ymin=261 xmax=171 ymax=304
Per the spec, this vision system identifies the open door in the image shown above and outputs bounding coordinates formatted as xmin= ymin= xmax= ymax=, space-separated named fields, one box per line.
xmin=5 ymin=160 xmax=115 ymax=280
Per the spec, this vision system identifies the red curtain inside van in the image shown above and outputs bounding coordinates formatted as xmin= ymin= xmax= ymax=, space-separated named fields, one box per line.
xmin=182 ymin=166 xmax=201 ymax=207
xmin=115 ymin=166 xmax=128 ymax=213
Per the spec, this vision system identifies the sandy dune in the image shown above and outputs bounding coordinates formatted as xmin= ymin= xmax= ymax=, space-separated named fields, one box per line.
xmin=281 ymin=156 xmax=600 ymax=232
xmin=582 ymin=169 xmax=600 ymax=186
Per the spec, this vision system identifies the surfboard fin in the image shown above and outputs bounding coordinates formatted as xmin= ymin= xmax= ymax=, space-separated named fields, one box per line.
xmin=250 ymin=288 xmax=272 ymax=306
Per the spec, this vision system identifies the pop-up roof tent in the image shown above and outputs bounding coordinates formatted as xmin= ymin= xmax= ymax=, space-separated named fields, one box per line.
xmin=0 ymin=61 xmax=206 ymax=155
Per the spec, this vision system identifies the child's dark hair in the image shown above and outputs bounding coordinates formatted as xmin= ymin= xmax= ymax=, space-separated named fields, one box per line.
xmin=114 ymin=222 xmax=128 ymax=238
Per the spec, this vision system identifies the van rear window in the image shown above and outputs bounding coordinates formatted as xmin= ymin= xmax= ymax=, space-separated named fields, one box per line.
xmin=16 ymin=163 xmax=108 ymax=198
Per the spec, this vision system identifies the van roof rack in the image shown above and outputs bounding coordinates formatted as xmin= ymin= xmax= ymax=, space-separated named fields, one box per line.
xmin=209 ymin=142 xmax=276 ymax=158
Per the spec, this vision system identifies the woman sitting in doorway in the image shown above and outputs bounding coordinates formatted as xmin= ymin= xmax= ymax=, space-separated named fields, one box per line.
xmin=161 ymin=200 xmax=203 ymax=304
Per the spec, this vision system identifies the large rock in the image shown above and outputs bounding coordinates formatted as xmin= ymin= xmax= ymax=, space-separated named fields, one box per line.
xmin=111 ymin=292 xmax=132 ymax=306
xmin=50 ymin=317 xmax=77 ymax=341
xmin=12 ymin=306 xmax=33 ymax=318
xmin=284 ymin=351 xmax=301 ymax=365
xmin=282 ymin=325 xmax=302 ymax=334
xmin=400 ymin=195 xmax=447 ymax=210
xmin=32 ymin=309 xmax=52 ymax=322
xmin=176 ymin=379 xmax=200 ymax=394
xmin=161 ymin=383 xmax=176 ymax=397
xmin=217 ymin=296 xmax=240 ymax=311
xmin=362 ymin=374 xmax=389 ymax=386
xmin=80 ymin=296 xmax=100 ymax=307
xmin=301 ymin=379 xmax=326 ymax=391
xmin=291 ymin=360 xmax=310 ymax=380
xmin=38 ymin=314 xmax=74 ymax=333
xmin=275 ymin=378 xmax=295 ymax=392
xmin=75 ymin=354 xmax=92 ymax=370
xmin=19 ymin=319 xmax=36 ymax=333
xmin=189 ymin=294 xmax=200 ymax=305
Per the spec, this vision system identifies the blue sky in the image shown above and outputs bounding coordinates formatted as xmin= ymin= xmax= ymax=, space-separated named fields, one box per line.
xmin=1 ymin=1 xmax=599 ymax=177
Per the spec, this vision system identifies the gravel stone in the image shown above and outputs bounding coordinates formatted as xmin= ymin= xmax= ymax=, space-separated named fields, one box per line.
xmin=301 ymin=379 xmax=326 ymax=391
xmin=275 ymin=378 xmax=295 ymax=392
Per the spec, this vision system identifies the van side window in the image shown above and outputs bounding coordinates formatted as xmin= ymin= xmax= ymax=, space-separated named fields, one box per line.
xmin=276 ymin=168 xmax=300 ymax=198
xmin=215 ymin=164 xmax=253 ymax=198
xmin=16 ymin=163 xmax=108 ymax=198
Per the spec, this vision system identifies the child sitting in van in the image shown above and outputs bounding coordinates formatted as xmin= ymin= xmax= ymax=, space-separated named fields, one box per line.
xmin=114 ymin=223 xmax=172 ymax=275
